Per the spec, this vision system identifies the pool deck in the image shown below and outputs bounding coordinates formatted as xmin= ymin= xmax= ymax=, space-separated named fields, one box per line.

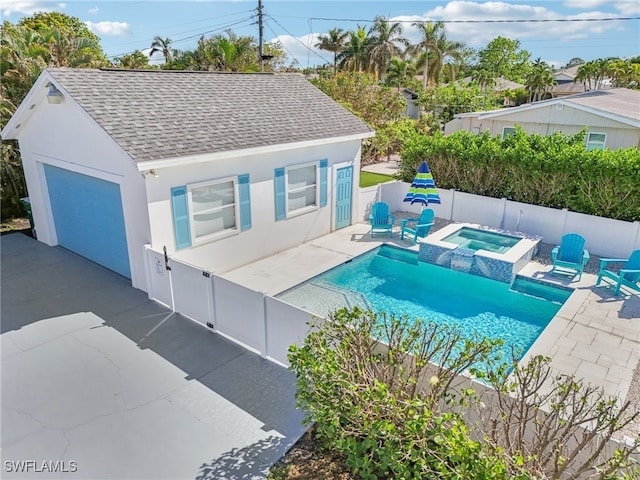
xmin=221 ymin=221 xmax=640 ymax=411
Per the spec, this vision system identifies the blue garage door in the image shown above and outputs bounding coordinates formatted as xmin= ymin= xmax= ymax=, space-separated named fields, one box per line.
xmin=44 ymin=164 xmax=130 ymax=278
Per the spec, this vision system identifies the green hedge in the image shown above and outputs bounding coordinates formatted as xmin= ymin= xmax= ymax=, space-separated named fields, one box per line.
xmin=398 ymin=129 xmax=640 ymax=222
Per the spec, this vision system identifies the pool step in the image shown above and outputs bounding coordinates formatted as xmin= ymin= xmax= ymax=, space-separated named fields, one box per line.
xmin=510 ymin=276 xmax=573 ymax=304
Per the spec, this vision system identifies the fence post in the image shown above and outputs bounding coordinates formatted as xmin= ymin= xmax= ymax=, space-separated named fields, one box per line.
xmin=449 ymin=189 xmax=456 ymax=221
xmin=262 ymin=293 xmax=269 ymax=359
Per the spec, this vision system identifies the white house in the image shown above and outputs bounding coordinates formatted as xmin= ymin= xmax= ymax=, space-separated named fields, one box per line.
xmin=444 ymin=88 xmax=640 ymax=150
xmin=1 ymin=68 xmax=374 ymax=293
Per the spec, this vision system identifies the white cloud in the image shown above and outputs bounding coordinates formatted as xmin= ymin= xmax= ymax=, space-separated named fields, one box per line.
xmin=85 ymin=21 xmax=130 ymax=37
xmin=614 ymin=0 xmax=640 ymax=15
xmin=563 ymin=0 xmax=609 ymax=8
xmin=88 ymin=6 xmax=99 ymax=15
xmin=1 ymin=0 xmax=62 ymax=17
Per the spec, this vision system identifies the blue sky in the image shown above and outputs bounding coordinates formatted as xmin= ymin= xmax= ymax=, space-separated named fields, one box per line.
xmin=2 ymin=1 xmax=639 ymax=69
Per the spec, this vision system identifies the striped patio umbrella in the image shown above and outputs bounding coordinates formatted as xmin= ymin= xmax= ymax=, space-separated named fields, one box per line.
xmin=403 ymin=160 xmax=441 ymax=206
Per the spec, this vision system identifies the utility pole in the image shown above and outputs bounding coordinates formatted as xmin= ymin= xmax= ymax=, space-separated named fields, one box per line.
xmin=258 ymin=0 xmax=264 ymax=72
xmin=257 ymin=0 xmax=272 ymax=72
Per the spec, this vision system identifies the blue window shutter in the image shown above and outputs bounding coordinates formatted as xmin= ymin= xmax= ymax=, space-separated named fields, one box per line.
xmin=274 ymin=167 xmax=286 ymax=221
xmin=238 ymin=174 xmax=251 ymax=231
xmin=171 ymin=186 xmax=191 ymax=249
xmin=319 ymin=159 xmax=328 ymax=207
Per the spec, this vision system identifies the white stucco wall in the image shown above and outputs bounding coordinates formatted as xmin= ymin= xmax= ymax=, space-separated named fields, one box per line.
xmin=145 ymin=139 xmax=363 ymax=273
xmin=10 ymin=93 xmax=151 ymax=292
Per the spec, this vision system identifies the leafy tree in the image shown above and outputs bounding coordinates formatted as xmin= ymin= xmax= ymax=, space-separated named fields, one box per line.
xmin=113 ymin=50 xmax=152 ymax=69
xmin=196 ymin=30 xmax=258 ymax=72
xmin=366 ymin=16 xmax=407 ymax=81
xmin=474 ymin=36 xmax=531 ymax=84
xmin=1 ymin=13 xmax=108 ymax=217
xmin=416 ymin=83 xmax=501 ymax=127
xmin=314 ymin=28 xmax=348 ymax=75
xmin=17 ymin=11 xmax=107 ymax=67
xmin=310 ymin=72 xmax=406 ymax=162
xmin=289 ymin=308 xmax=639 ymax=480
xmin=565 ymin=57 xmax=585 ymax=68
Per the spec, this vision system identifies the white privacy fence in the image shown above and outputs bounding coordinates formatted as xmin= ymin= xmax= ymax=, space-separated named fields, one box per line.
xmin=143 ymin=246 xmax=315 ymax=366
xmin=361 ymin=181 xmax=640 ymax=258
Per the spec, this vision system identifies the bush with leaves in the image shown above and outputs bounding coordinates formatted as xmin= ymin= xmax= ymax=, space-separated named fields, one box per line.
xmin=289 ymin=307 xmax=639 ymax=479
xmin=399 ymin=128 xmax=640 ymax=221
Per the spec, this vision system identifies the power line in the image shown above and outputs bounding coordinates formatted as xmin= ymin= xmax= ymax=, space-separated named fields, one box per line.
xmin=307 ymin=16 xmax=640 ymax=24
xmin=109 ymin=16 xmax=256 ymax=60
xmin=265 ymin=14 xmax=332 ymax=64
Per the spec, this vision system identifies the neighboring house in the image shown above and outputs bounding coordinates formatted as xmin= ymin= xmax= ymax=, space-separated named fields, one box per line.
xmin=2 ymin=68 xmax=374 ymax=293
xmin=549 ymin=65 xmax=611 ymax=98
xmin=444 ymin=88 xmax=640 ymax=150
xmin=402 ymin=88 xmax=420 ymax=119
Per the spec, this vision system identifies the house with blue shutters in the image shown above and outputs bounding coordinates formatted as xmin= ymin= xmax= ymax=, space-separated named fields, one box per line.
xmin=2 ymin=68 xmax=374 ymax=293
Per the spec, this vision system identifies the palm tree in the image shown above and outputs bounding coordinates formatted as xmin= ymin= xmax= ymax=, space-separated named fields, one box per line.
xmin=150 ymin=36 xmax=173 ymax=64
xmin=198 ymin=30 xmax=257 ymax=72
xmin=575 ymin=58 xmax=611 ymax=91
xmin=384 ymin=57 xmax=416 ymax=91
xmin=525 ymin=58 xmax=556 ymax=102
xmin=366 ymin=16 xmax=407 ymax=81
xmin=410 ymin=20 xmax=464 ymax=89
xmin=338 ymin=26 xmax=369 ymax=73
xmin=314 ymin=28 xmax=348 ymax=75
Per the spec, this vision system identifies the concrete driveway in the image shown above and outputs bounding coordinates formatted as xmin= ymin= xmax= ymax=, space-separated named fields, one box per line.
xmin=1 ymin=233 xmax=306 ymax=480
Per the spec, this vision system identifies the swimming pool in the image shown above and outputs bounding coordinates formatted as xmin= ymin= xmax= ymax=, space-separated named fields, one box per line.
xmin=277 ymin=245 xmax=572 ymax=368
xmin=442 ymin=226 xmax=521 ymax=254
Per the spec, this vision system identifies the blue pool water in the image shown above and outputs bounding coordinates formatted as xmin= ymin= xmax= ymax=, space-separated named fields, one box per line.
xmin=277 ymin=245 xmax=572 ymax=366
xmin=443 ymin=226 xmax=521 ymax=253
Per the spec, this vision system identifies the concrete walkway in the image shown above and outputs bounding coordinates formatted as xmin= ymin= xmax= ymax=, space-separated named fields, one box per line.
xmin=1 ymin=233 xmax=305 ymax=480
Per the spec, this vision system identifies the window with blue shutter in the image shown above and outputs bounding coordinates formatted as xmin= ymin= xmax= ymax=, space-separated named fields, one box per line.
xmin=274 ymin=167 xmax=286 ymax=221
xmin=238 ymin=174 xmax=251 ymax=231
xmin=171 ymin=186 xmax=192 ymax=249
xmin=319 ymin=159 xmax=328 ymax=207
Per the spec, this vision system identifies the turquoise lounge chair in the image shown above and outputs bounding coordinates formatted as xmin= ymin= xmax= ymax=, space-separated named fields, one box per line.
xmin=369 ymin=202 xmax=395 ymax=237
xmin=596 ymin=249 xmax=640 ymax=296
xmin=401 ymin=208 xmax=435 ymax=245
xmin=551 ymin=233 xmax=590 ymax=280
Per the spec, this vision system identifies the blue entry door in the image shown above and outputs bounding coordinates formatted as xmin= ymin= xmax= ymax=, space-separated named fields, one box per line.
xmin=335 ymin=166 xmax=353 ymax=229
xmin=43 ymin=164 xmax=131 ymax=278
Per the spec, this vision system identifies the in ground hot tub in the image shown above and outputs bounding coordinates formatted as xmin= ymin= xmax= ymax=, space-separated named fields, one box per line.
xmin=419 ymin=223 xmax=541 ymax=283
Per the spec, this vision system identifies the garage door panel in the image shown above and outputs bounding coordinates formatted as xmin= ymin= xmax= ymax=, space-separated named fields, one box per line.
xmin=43 ymin=164 xmax=130 ymax=278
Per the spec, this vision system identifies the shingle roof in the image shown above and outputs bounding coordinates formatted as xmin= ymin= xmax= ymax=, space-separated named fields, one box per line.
xmin=46 ymin=68 xmax=374 ymax=163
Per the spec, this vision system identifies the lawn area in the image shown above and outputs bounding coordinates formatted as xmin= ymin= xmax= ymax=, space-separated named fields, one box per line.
xmin=359 ymin=170 xmax=395 ymax=188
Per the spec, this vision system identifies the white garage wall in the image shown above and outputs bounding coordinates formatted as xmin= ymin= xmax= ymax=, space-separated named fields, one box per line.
xmin=15 ymin=95 xmax=151 ymax=292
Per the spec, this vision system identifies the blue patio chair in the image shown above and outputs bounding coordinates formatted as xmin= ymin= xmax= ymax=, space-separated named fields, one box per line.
xmin=596 ymin=249 xmax=640 ymax=296
xmin=369 ymin=202 xmax=395 ymax=237
xmin=400 ymin=208 xmax=435 ymax=245
xmin=551 ymin=233 xmax=590 ymax=280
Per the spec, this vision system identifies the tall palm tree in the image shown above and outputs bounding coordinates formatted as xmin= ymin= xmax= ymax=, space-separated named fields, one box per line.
xmin=410 ymin=20 xmax=464 ymax=89
xmin=150 ymin=36 xmax=173 ymax=64
xmin=525 ymin=58 xmax=556 ymax=102
xmin=337 ymin=26 xmax=369 ymax=73
xmin=314 ymin=28 xmax=348 ymax=75
xmin=366 ymin=16 xmax=407 ymax=81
